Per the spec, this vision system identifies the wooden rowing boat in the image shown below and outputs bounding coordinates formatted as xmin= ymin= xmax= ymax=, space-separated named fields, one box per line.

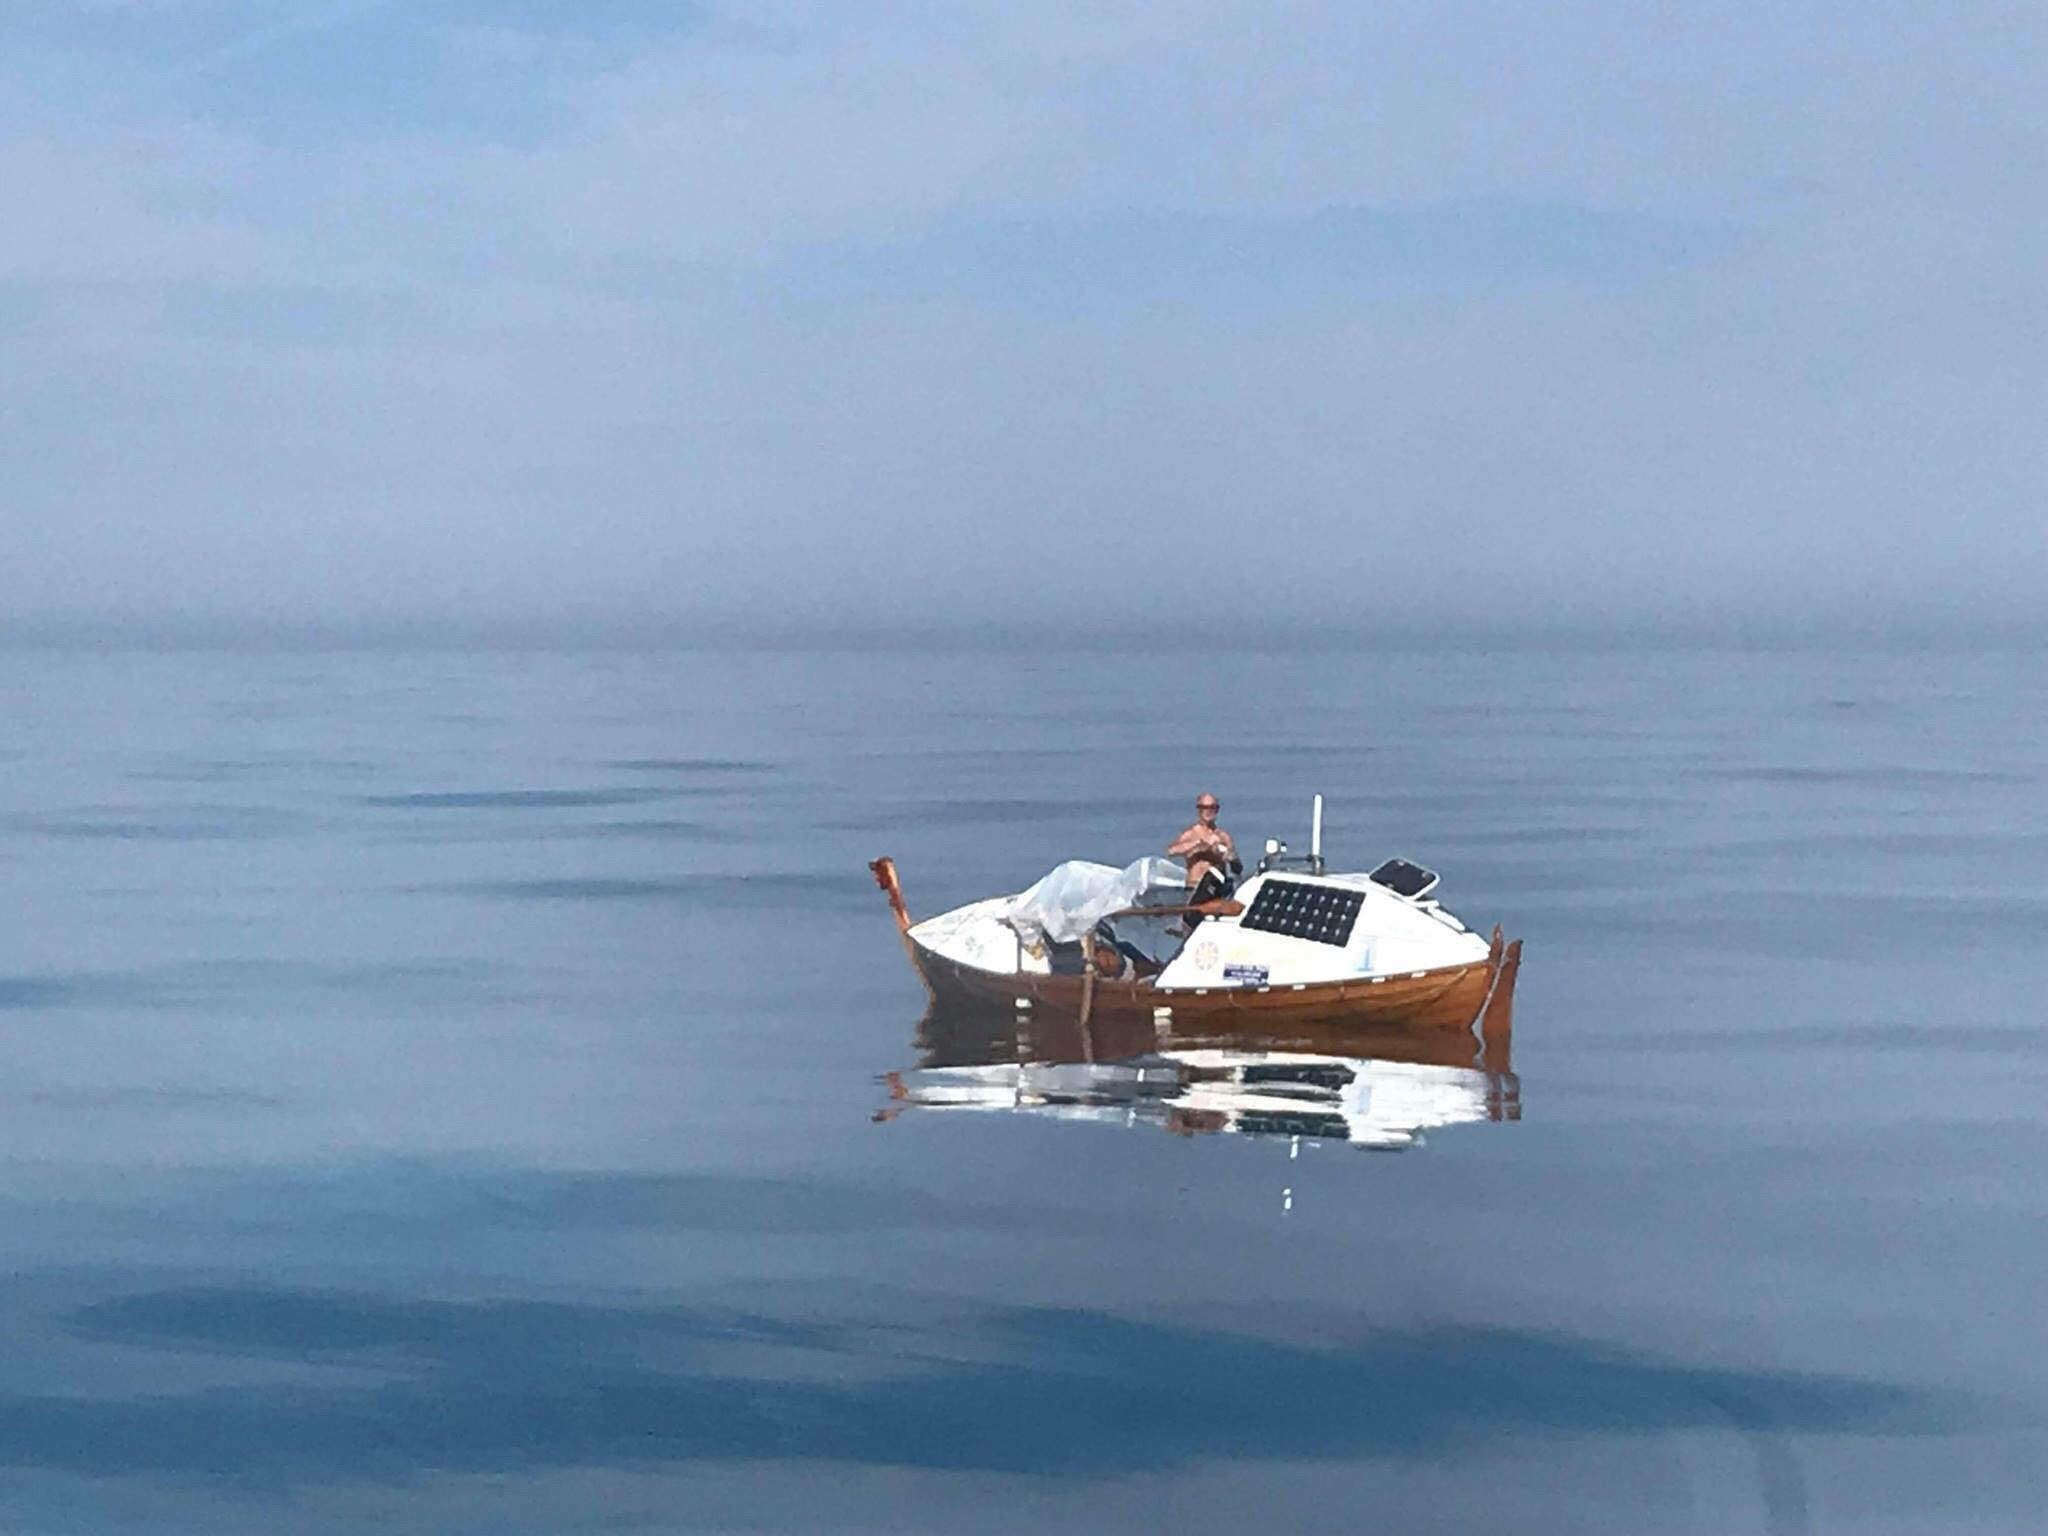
xmin=870 ymin=854 xmax=1522 ymax=1036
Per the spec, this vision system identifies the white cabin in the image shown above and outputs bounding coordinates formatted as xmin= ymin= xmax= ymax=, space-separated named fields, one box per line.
xmin=909 ymin=860 xmax=1491 ymax=988
xmin=1152 ymin=868 xmax=1489 ymax=989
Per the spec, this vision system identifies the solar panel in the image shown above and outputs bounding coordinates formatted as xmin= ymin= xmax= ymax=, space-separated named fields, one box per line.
xmin=1240 ymin=878 xmax=1365 ymax=947
xmin=1368 ymin=858 xmax=1439 ymax=899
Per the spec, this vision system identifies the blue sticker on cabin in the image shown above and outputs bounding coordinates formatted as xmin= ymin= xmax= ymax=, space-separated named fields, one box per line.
xmin=1222 ymin=963 xmax=1270 ymax=985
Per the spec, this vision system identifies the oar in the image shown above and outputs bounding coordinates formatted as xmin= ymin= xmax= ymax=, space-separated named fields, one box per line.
xmin=1106 ymin=898 xmax=1245 ymax=920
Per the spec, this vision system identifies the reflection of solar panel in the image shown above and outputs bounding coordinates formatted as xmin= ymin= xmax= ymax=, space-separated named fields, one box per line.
xmin=1241 ymin=879 xmax=1364 ymax=946
xmin=1236 ymin=1110 xmax=1350 ymax=1140
xmin=1241 ymin=1062 xmax=1354 ymax=1092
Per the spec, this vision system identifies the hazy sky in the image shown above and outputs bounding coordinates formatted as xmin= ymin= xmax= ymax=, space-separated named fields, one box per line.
xmin=2 ymin=0 xmax=2041 ymax=639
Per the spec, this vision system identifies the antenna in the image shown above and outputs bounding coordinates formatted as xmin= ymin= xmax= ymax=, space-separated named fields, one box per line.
xmin=1310 ymin=794 xmax=1324 ymax=873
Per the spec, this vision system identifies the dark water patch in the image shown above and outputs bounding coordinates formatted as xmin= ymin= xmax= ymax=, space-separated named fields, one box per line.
xmin=452 ymin=872 xmax=872 ymax=909
xmin=900 ymin=747 xmax=1091 ymax=766
xmin=604 ymin=758 xmax=776 ymax=774
xmin=1559 ymin=1022 xmax=2048 ymax=1056
xmin=467 ymin=877 xmax=726 ymax=901
xmin=0 ymin=960 xmax=502 ymax=1014
xmin=168 ymin=959 xmax=497 ymax=1003
xmin=1241 ymin=784 xmax=1685 ymax=816
xmin=10 ymin=804 xmax=309 ymax=841
xmin=1708 ymin=765 xmax=2037 ymax=788
xmin=0 ymin=976 xmax=93 ymax=1011
xmin=128 ymin=757 xmax=381 ymax=785
xmin=1706 ymin=829 xmax=2048 ymax=859
xmin=821 ymin=796 xmax=1164 ymax=832
xmin=126 ymin=764 xmax=264 ymax=785
xmin=428 ymin=1170 xmax=1039 ymax=1236
xmin=1432 ymin=826 xmax=1639 ymax=848
xmin=360 ymin=789 xmax=677 ymax=811
xmin=210 ymin=699 xmax=297 ymax=724
xmin=13 ymin=1086 xmax=285 ymax=1111
xmin=1159 ymin=742 xmax=1380 ymax=762
xmin=81 ymin=1164 xmax=1117 ymax=1249
xmin=14 ymin=1286 xmax=1955 ymax=1484
xmin=571 ymin=819 xmax=749 ymax=843
xmin=0 ymin=971 xmax=173 ymax=1010
xmin=1540 ymin=889 xmax=2048 ymax=958
xmin=1423 ymin=700 xmax=1608 ymax=719
xmin=376 ymin=818 xmax=756 ymax=845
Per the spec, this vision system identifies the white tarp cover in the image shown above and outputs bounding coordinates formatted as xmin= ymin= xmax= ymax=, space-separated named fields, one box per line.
xmin=1005 ymin=856 xmax=1186 ymax=948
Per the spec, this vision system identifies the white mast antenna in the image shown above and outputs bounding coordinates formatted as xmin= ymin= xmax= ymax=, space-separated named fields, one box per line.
xmin=1310 ymin=794 xmax=1324 ymax=873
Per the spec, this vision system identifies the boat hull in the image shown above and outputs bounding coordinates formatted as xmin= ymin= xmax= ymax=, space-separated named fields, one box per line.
xmin=907 ymin=933 xmax=1518 ymax=1034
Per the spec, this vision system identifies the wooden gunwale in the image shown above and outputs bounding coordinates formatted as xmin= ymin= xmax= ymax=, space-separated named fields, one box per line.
xmin=908 ymin=935 xmax=1497 ymax=1031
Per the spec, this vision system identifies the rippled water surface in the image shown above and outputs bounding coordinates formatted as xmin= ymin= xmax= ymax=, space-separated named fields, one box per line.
xmin=1 ymin=642 xmax=2042 ymax=1533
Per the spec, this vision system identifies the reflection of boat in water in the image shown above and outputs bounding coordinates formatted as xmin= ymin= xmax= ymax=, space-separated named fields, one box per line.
xmin=869 ymin=798 xmax=1522 ymax=1035
xmin=881 ymin=1001 xmax=1519 ymax=1152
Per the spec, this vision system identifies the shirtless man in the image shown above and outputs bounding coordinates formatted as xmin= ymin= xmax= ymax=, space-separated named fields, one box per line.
xmin=1167 ymin=793 xmax=1238 ymax=889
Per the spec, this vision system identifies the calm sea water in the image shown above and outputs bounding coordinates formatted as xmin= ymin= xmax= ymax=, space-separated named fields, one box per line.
xmin=0 ymin=641 xmax=2041 ymax=1533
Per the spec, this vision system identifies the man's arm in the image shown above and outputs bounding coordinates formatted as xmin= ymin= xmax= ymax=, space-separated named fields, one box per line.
xmin=1166 ymin=824 xmax=1213 ymax=858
